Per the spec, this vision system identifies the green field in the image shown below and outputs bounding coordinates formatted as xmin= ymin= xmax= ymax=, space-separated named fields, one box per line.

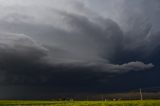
xmin=0 ymin=100 xmax=160 ymax=106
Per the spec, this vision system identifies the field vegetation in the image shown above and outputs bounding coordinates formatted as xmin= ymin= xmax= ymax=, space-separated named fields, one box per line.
xmin=0 ymin=100 xmax=160 ymax=106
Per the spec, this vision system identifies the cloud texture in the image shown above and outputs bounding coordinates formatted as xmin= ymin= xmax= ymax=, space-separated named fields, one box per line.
xmin=0 ymin=0 xmax=159 ymax=98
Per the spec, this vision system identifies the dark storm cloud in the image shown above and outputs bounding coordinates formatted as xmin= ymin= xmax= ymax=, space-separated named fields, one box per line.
xmin=0 ymin=17 xmax=154 ymax=87
xmin=0 ymin=32 xmax=49 ymax=84
xmin=89 ymin=0 xmax=160 ymax=31
xmin=0 ymin=32 xmax=153 ymax=86
xmin=0 ymin=0 xmax=159 ymax=98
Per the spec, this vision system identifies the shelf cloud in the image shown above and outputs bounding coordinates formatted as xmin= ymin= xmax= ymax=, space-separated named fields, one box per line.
xmin=0 ymin=0 xmax=159 ymax=98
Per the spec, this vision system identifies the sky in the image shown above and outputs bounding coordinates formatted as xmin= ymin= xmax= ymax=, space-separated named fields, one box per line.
xmin=0 ymin=0 xmax=160 ymax=99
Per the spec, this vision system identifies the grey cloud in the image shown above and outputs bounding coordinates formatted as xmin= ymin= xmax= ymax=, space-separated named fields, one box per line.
xmin=0 ymin=32 xmax=154 ymax=86
xmin=0 ymin=0 xmax=157 ymax=93
xmin=109 ymin=61 xmax=154 ymax=73
xmin=0 ymin=1 xmax=159 ymax=97
xmin=90 ymin=0 xmax=160 ymax=32
xmin=0 ymin=8 xmax=154 ymax=72
xmin=84 ymin=61 xmax=154 ymax=73
xmin=0 ymin=32 xmax=48 ymax=83
xmin=0 ymin=32 xmax=47 ymax=59
xmin=0 ymin=11 xmax=123 ymax=63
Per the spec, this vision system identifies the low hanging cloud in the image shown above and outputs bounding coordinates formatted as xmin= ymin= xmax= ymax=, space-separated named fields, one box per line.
xmin=0 ymin=32 xmax=48 ymax=83
xmin=0 ymin=32 xmax=47 ymax=61
xmin=80 ymin=61 xmax=154 ymax=73
xmin=107 ymin=61 xmax=154 ymax=73
xmin=0 ymin=32 xmax=154 ymax=85
xmin=0 ymin=0 xmax=159 ymax=95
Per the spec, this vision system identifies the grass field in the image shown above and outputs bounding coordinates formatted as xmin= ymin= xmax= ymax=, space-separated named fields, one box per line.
xmin=0 ymin=100 xmax=160 ymax=106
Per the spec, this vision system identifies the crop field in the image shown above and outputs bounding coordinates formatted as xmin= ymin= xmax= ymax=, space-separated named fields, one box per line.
xmin=0 ymin=100 xmax=160 ymax=106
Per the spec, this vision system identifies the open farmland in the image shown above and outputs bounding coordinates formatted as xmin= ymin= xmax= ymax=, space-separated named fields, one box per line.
xmin=0 ymin=100 xmax=160 ymax=106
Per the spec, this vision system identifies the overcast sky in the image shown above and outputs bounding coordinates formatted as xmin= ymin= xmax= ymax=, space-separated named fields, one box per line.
xmin=0 ymin=0 xmax=159 ymax=99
